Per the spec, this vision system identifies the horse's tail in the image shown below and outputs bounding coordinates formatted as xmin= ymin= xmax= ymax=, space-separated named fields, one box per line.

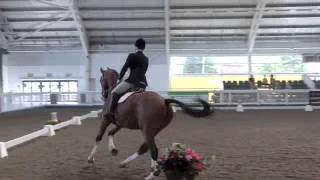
xmin=164 ymin=98 xmax=213 ymax=117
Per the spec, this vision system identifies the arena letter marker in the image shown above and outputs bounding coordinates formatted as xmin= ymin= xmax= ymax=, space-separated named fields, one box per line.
xmin=50 ymin=112 xmax=59 ymax=123
xmin=304 ymin=105 xmax=313 ymax=112
xmin=236 ymin=103 xmax=244 ymax=112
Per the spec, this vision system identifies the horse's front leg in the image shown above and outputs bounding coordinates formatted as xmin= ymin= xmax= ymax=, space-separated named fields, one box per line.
xmin=108 ymin=125 xmax=121 ymax=156
xmin=88 ymin=115 xmax=112 ymax=163
xmin=145 ymin=138 xmax=160 ymax=180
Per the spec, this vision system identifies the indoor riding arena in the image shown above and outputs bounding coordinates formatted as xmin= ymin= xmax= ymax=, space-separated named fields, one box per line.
xmin=1 ymin=0 xmax=320 ymax=180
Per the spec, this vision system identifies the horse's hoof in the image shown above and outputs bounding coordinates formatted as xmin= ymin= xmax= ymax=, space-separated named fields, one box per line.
xmin=88 ymin=158 xmax=95 ymax=164
xmin=144 ymin=176 xmax=154 ymax=180
xmin=153 ymin=170 xmax=160 ymax=177
xmin=119 ymin=163 xmax=127 ymax=168
xmin=111 ymin=149 xmax=118 ymax=156
xmin=144 ymin=172 xmax=155 ymax=180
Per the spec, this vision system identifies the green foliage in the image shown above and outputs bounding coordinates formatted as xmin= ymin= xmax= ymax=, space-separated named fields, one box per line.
xmin=280 ymin=55 xmax=304 ymax=73
xmin=183 ymin=57 xmax=217 ymax=74
xmin=45 ymin=120 xmax=60 ymax=125
xmin=204 ymin=58 xmax=217 ymax=74
xmin=183 ymin=57 xmax=202 ymax=74
xmin=181 ymin=55 xmax=304 ymax=75
xmin=257 ymin=55 xmax=304 ymax=74
xmin=258 ymin=64 xmax=278 ymax=73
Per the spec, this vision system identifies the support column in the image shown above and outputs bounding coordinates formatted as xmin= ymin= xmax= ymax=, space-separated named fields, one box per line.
xmin=86 ymin=55 xmax=95 ymax=91
xmin=0 ymin=48 xmax=8 ymax=95
xmin=0 ymin=48 xmax=8 ymax=112
xmin=164 ymin=0 xmax=171 ymax=90
xmin=0 ymin=52 xmax=3 ymax=95
xmin=248 ymin=54 xmax=253 ymax=75
xmin=85 ymin=55 xmax=96 ymax=104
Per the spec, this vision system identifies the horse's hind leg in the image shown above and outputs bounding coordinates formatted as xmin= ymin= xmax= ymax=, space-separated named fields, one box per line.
xmin=88 ymin=116 xmax=112 ymax=163
xmin=119 ymin=143 xmax=148 ymax=168
xmin=107 ymin=125 xmax=121 ymax=156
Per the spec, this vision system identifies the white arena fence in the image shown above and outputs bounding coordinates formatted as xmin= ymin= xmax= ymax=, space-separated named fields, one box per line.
xmin=1 ymin=89 xmax=320 ymax=158
xmin=214 ymin=89 xmax=310 ymax=105
xmin=0 ymin=110 xmax=102 ymax=159
xmin=1 ymin=89 xmax=320 ymax=113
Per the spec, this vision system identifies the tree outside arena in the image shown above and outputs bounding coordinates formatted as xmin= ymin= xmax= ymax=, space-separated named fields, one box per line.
xmin=254 ymin=55 xmax=304 ymax=74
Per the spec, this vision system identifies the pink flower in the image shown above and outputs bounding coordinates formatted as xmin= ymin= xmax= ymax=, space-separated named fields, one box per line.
xmin=194 ymin=162 xmax=205 ymax=171
xmin=160 ymin=155 xmax=167 ymax=161
xmin=185 ymin=155 xmax=193 ymax=160
xmin=186 ymin=149 xmax=203 ymax=161
xmin=186 ymin=148 xmax=194 ymax=154
xmin=193 ymin=153 xmax=203 ymax=161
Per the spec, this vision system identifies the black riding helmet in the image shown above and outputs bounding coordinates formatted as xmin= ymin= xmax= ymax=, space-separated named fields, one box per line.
xmin=135 ymin=38 xmax=146 ymax=50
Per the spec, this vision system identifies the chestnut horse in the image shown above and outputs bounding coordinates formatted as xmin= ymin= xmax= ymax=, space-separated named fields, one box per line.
xmin=88 ymin=68 xmax=212 ymax=179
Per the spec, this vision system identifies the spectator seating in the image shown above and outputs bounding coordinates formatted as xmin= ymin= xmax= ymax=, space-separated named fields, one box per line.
xmin=287 ymin=80 xmax=308 ymax=89
xmin=223 ymin=81 xmax=252 ymax=90
xmin=223 ymin=80 xmax=308 ymax=90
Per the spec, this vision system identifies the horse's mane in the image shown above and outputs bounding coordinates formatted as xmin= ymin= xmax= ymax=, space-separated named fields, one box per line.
xmin=107 ymin=68 xmax=119 ymax=77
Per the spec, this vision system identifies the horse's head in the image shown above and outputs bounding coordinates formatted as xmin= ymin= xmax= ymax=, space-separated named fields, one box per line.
xmin=100 ymin=67 xmax=119 ymax=98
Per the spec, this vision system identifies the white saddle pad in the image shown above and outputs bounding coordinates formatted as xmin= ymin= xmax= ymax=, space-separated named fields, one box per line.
xmin=118 ymin=92 xmax=137 ymax=104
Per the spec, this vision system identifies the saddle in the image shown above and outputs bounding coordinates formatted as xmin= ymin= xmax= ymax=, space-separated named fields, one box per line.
xmin=118 ymin=87 xmax=145 ymax=104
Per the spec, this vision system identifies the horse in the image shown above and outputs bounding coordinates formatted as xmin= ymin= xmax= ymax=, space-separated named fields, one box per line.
xmin=88 ymin=67 xmax=213 ymax=179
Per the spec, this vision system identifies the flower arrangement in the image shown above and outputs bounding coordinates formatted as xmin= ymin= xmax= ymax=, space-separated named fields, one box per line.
xmin=159 ymin=143 xmax=210 ymax=180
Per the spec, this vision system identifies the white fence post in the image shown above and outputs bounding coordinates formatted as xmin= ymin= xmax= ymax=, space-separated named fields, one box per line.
xmin=0 ymin=108 xmax=103 ymax=159
xmin=72 ymin=116 xmax=82 ymax=125
xmin=285 ymin=90 xmax=289 ymax=105
xmin=0 ymin=142 xmax=8 ymax=158
xmin=43 ymin=125 xmax=55 ymax=136
xmin=219 ymin=91 xmax=224 ymax=104
xmin=90 ymin=111 xmax=99 ymax=118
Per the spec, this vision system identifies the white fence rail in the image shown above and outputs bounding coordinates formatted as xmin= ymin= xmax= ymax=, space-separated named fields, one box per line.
xmin=0 ymin=110 xmax=101 ymax=159
xmin=0 ymin=91 xmax=103 ymax=113
xmin=213 ymin=89 xmax=311 ymax=105
xmin=1 ymin=89 xmax=320 ymax=113
xmin=5 ymin=128 xmax=50 ymax=149
xmin=1 ymin=89 xmax=320 ymax=158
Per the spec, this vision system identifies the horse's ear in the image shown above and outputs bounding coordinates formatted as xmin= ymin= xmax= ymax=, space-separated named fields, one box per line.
xmin=100 ymin=67 xmax=104 ymax=73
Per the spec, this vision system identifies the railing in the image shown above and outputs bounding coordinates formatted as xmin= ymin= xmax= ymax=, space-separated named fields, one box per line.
xmin=0 ymin=92 xmax=103 ymax=113
xmin=1 ymin=89 xmax=320 ymax=158
xmin=1 ymin=89 xmax=320 ymax=113
xmin=0 ymin=110 xmax=101 ymax=159
xmin=213 ymin=89 xmax=311 ymax=105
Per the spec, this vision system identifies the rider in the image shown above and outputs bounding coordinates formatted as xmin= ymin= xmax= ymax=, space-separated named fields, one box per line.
xmin=106 ymin=38 xmax=149 ymax=120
